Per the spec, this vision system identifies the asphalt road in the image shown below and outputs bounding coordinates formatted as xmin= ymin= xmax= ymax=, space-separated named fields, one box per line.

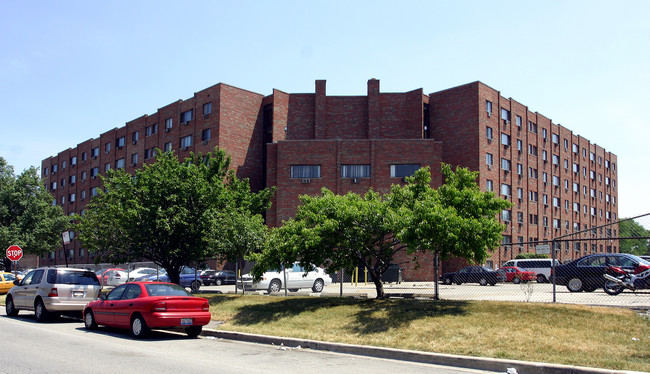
xmin=0 ymin=309 xmax=499 ymax=374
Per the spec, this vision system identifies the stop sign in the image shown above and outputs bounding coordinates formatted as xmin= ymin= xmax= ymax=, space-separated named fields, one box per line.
xmin=6 ymin=245 xmax=23 ymax=261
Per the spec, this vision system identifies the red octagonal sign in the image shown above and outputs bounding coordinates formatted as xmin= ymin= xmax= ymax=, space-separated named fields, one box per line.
xmin=6 ymin=245 xmax=23 ymax=261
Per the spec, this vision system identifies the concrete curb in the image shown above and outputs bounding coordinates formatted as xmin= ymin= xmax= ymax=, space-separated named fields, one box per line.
xmin=201 ymin=328 xmax=646 ymax=374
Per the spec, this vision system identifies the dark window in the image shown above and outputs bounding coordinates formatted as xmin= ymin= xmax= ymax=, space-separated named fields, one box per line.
xmin=390 ymin=164 xmax=420 ymax=178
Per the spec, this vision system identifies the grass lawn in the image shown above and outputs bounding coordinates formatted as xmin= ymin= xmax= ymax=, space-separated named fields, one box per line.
xmin=204 ymin=294 xmax=650 ymax=372
xmin=2 ymin=293 xmax=648 ymax=371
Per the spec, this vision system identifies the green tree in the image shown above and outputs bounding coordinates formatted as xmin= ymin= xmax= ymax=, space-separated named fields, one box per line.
xmin=76 ymin=148 xmax=274 ymax=284
xmin=252 ymin=164 xmax=509 ymax=300
xmin=252 ymin=188 xmax=407 ymax=299
xmin=213 ymin=210 xmax=268 ymax=293
xmin=0 ymin=157 xmax=69 ymax=270
xmin=618 ymin=218 xmax=650 ymax=256
xmin=398 ymin=164 xmax=511 ymax=299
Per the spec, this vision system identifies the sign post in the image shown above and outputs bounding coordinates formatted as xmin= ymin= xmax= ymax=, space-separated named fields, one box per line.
xmin=5 ymin=245 xmax=23 ymax=274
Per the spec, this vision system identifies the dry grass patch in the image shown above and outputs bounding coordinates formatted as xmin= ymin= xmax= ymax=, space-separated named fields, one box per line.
xmin=203 ymin=294 xmax=650 ymax=372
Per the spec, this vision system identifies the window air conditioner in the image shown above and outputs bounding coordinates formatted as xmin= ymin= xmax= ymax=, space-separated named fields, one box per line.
xmin=182 ymin=146 xmax=188 ymax=151
xmin=301 ymin=178 xmax=311 ymax=184
xmin=352 ymin=178 xmax=359 ymax=184
xmin=165 ymin=128 xmax=170 ymax=133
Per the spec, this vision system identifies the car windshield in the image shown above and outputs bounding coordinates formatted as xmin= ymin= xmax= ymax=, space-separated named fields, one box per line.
xmin=145 ymin=283 xmax=192 ymax=297
xmin=3 ymin=273 xmax=16 ymax=281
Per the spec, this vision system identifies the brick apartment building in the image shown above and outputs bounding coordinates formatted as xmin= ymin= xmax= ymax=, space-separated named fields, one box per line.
xmin=39 ymin=79 xmax=619 ymax=280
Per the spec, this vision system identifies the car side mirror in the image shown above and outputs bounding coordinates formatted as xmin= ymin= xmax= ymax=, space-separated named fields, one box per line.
xmin=13 ymin=279 xmax=20 ymax=285
xmin=99 ymin=294 xmax=107 ymax=301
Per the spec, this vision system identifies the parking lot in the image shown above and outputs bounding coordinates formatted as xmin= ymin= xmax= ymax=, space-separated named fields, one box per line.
xmin=198 ymin=281 xmax=650 ymax=308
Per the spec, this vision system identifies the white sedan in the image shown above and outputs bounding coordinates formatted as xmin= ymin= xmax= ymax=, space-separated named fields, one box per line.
xmin=238 ymin=263 xmax=332 ymax=293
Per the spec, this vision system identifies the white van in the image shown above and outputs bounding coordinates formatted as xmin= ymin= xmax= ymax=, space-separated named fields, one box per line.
xmin=501 ymin=258 xmax=560 ymax=283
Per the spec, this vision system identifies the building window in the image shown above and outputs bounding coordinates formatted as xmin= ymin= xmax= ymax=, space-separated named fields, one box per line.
xmin=502 ymin=210 xmax=511 ymax=222
xmin=542 ymin=128 xmax=547 ymax=140
xmin=501 ymin=133 xmax=510 ymax=147
xmin=291 ymin=165 xmax=321 ymax=179
xmin=70 ymin=156 xmax=77 ymax=166
xmin=517 ymin=163 xmax=523 ymax=175
xmin=390 ymin=164 xmax=421 ymax=178
xmin=116 ymin=158 xmax=125 ymax=169
xmin=81 ymin=190 xmax=86 ymax=201
xmin=564 ymin=139 xmax=569 ymax=150
xmin=517 ymin=140 xmax=523 ymax=152
xmin=552 ymin=133 xmax=559 ymax=144
xmin=528 ymin=167 xmax=538 ymax=179
xmin=165 ymin=118 xmax=173 ymax=131
xmin=529 ymin=214 xmax=538 ymax=225
xmin=81 ymin=171 xmax=87 ymax=181
xmin=180 ymin=109 xmax=194 ymax=124
xmin=529 ymin=191 xmax=538 ymax=202
xmin=105 ymin=163 xmax=111 ymax=172
xmin=341 ymin=164 xmax=371 ymax=178
xmin=91 ymin=147 xmax=99 ymax=158
xmin=91 ymin=167 xmax=99 ymax=177
xmin=486 ymin=180 xmax=493 ymax=192
xmin=69 ymin=175 xmax=76 ymax=184
xmin=552 ymin=176 xmax=560 ymax=186
xmin=516 ymin=115 xmax=522 ymax=128
xmin=203 ymin=102 xmax=212 ymax=116
xmin=105 ymin=142 xmax=111 ymax=154
xmin=117 ymin=136 xmax=125 ymax=148
xmin=131 ymin=153 xmax=138 ymax=165
xmin=518 ymin=212 xmax=524 ymax=223
xmin=501 ymin=158 xmax=510 ymax=171
xmin=43 ymin=167 xmax=49 ymax=176
xmin=81 ymin=152 xmax=87 ymax=162
xmin=51 ymin=181 xmax=57 ymax=190
xmin=486 ymin=126 xmax=493 ymax=141
xmin=552 ymin=154 xmax=559 ymax=165
xmin=501 ymin=108 xmax=510 ymax=122
xmin=501 ymin=183 xmax=511 ymax=197
xmin=202 ymin=128 xmax=211 ymax=142
xmin=91 ymin=187 xmax=98 ymax=197
xmin=145 ymin=148 xmax=157 ymax=160
xmin=517 ymin=188 xmax=523 ymax=199
xmin=528 ymin=144 xmax=538 ymax=156
xmin=146 ymin=124 xmax=158 ymax=137
xmin=180 ymin=135 xmax=193 ymax=149
xmin=528 ymin=121 xmax=537 ymax=134
xmin=572 ymin=143 xmax=579 ymax=153
xmin=164 ymin=142 xmax=172 ymax=152
xmin=132 ymin=131 xmax=139 ymax=144
xmin=486 ymin=153 xmax=493 ymax=166
xmin=69 ymin=193 xmax=76 ymax=203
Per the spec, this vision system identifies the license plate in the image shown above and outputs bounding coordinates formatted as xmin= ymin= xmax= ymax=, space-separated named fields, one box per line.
xmin=72 ymin=291 xmax=84 ymax=298
xmin=181 ymin=318 xmax=193 ymax=325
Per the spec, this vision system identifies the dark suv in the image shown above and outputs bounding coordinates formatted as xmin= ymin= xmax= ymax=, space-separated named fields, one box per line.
xmin=5 ymin=267 xmax=101 ymax=321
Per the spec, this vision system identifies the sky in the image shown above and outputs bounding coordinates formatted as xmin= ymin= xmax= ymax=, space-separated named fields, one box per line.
xmin=1 ymin=1 xmax=649 ymax=219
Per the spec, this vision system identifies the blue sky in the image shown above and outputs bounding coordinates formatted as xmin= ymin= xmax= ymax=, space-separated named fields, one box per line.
xmin=1 ymin=1 xmax=649 ymax=219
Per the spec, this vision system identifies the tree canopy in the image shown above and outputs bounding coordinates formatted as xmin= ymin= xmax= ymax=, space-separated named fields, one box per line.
xmin=0 ymin=157 xmax=69 ymax=270
xmin=76 ymin=148 xmax=274 ymax=284
xmin=618 ymin=218 xmax=650 ymax=256
xmin=252 ymin=164 xmax=510 ymax=299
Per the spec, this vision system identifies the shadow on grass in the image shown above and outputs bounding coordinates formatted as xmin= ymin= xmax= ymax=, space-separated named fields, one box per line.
xmin=213 ymin=295 xmax=470 ymax=335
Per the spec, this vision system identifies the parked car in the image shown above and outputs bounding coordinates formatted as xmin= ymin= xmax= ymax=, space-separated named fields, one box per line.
xmin=126 ymin=267 xmax=159 ymax=282
xmin=501 ymin=258 xmax=559 ymax=283
xmin=440 ymin=266 xmax=499 ymax=286
xmin=140 ymin=267 xmax=202 ymax=291
xmin=107 ymin=269 xmax=129 ymax=287
xmin=554 ymin=253 xmax=650 ymax=292
xmin=237 ymin=263 xmax=332 ymax=293
xmin=0 ymin=272 xmax=17 ymax=294
xmin=96 ymin=268 xmax=126 ymax=286
xmin=83 ymin=282 xmax=211 ymax=338
xmin=496 ymin=266 xmax=535 ymax=284
xmin=5 ymin=267 xmax=102 ymax=322
xmin=201 ymin=270 xmax=237 ymax=286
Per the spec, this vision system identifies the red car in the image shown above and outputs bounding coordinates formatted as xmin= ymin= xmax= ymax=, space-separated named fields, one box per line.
xmin=497 ymin=266 xmax=536 ymax=283
xmin=96 ymin=268 xmax=126 ymax=286
xmin=83 ymin=282 xmax=211 ymax=338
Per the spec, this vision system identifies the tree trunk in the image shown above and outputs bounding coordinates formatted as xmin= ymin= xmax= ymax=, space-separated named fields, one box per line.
xmin=368 ymin=270 xmax=385 ymax=299
xmin=166 ymin=267 xmax=181 ymax=285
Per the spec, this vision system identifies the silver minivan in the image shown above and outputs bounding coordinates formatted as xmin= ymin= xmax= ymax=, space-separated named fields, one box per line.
xmin=501 ymin=259 xmax=560 ymax=283
xmin=5 ymin=267 xmax=101 ymax=322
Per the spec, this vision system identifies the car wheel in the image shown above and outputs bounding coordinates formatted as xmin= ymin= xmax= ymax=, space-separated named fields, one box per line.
xmin=442 ymin=277 xmax=452 ymax=285
xmin=478 ymin=278 xmax=488 ymax=286
xmin=536 ymin=274 xmax=547 ymax=283
xmin=131 ymin=315 xmax=150 ymax=338
xmin=312 ymin=279 xmax=325 ymax=293
xmin=190 ymin=280 xmax=201 ymax=292
xmin=513 ymin=277 xmax=521 ymax=284
xmin=5 ymin=295 xmax=18 ymax=316
xmin=34 ymin=299 xmax=50 ymax=322
xmin=215 ymin=279 xmax=223 ymax=286
xmin=455 ymin=281 xmax=462 ymax=285
xmin=604 ymin=280 xmax=624 ymax=295
xmin=567 ymin=278 xmax=584 ymax=292
xmin=84 ymin=310 xmax=98 ymax=330
xmin=268 ymin=279 xmax=281 ymax=293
